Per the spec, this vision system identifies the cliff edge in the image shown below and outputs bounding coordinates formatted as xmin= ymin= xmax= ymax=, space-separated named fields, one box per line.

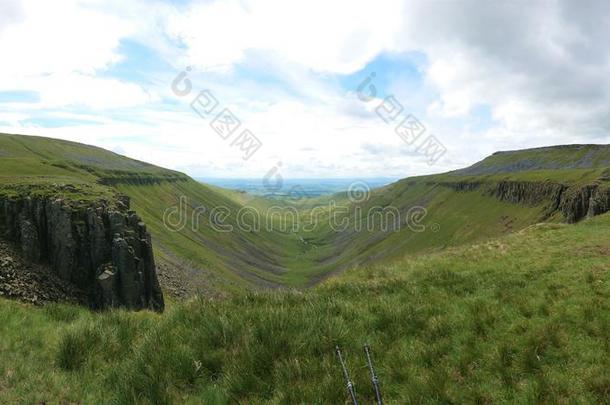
xmin=0 ymin=185 xmax=164 ymax=311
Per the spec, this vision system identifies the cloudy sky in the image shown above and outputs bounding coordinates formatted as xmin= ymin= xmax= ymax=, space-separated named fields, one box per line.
xmin=0 ymin=0 xmax=609 ymax=178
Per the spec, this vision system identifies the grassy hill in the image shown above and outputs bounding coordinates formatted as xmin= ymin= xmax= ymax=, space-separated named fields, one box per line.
xmin=292 ymin=144 xmax=610 ymax=281
xmin=2 ymin=133 xmax=610 ymax=294
xmin=1 ymin=134 xmax=610 ymax=402
xmin=452 ymin=144 xmax=610 ymax=176
xmin=1 ymin=212 xmax=608 ymax=403
xmin=0 ymin=132 xmax=181 ymax=182
xmin=0 ymin=133 xmax=309 ymax=293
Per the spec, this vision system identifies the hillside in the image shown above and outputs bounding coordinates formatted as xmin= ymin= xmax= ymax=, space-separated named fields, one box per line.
xmin=6 ymin=1 xmax=609 ymax=402
xmin=299 ymin=144 xmax=610 ymax=280
xmin=0 ymin=133 xmax=183 ymax=183
xmin=0 ymin=212 xmax=608 ymax=403
xmin=2 ymin=133 xmax=610 ymax=295
xmin=1 ymin=134 xmax=609 ymax=402
xmin=0 ymin=133 xmax=308 ymax=294
xmin=452 ymin=144 xmax=610 ymax=176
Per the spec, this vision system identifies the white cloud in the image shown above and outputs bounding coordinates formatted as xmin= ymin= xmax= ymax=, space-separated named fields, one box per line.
xmin=0 ymin=0 xmax=131 ymax=76
xmin=37 ymin=74 xmax=156 ymax=109
xmin=0 ymin=0 xmax=24 ymax=34
xmin=400 ymin=0 xmax=610 ymax=139
xmin=0 ymin=0 xmax=166 ymax=109
xmin=167 ymin=0 xmax=404 ymax=74
xmin=2 ymin=0 xmax=610 ymax=179
xmin=160 ymin=0 xmax=610 ymax=176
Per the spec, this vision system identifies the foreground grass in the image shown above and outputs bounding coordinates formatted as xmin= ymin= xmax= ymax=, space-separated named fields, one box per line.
xmin=1 ymin=215 xmax=610 ymax=403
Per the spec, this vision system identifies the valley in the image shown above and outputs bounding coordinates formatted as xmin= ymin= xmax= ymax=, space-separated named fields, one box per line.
xmin=3 ymin=2 xmax=610 ymax=402
xmin=1 ymin=134 xmax=609 ymax=403
xmin=2 ymin=135 xmax=610 ymax=296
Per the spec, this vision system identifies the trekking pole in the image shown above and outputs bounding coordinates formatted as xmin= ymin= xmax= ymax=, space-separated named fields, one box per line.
xmin=364 ymin=344 xmax=383 ymax=405
xmin=335 ymin=346 xmax=359 ymax=405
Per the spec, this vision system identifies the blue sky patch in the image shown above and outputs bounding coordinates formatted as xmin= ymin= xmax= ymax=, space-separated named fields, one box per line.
xmin=102 ymin=39 xmax=175 ymax=83
xmin=336 ymin=51 xmax=427 ymax=99
xmin=0 ymin=91 xmax=40 ymax=103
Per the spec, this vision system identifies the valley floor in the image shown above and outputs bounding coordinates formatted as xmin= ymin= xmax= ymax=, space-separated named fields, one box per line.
xmin=1 ymin=213 xmax=609 ymax=403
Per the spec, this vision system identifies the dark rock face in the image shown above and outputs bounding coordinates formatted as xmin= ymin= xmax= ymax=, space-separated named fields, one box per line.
xmin=0 ymin=195 xmax=164 ymax=311
xmin=436 ymin=181 xmax=482 ymax=192
xmin=439 ymin=179 xmax=610 ymax=223
xmin=560 ymin=184 xmax=610 ymax=223
xmin=0 ymin=238 xmax=87 ymax=305
xmin=559 ymin=185 xmax=597 ymax=223
xmin=487 ymin=180 xmax=610 ymax=223
xmin=19 ymin=215 xmax=41 ymax=261
xmin=491 ymin=181 xmax=566 ymax=207
xmin=587 ymin=186 xmax=610 ymax=216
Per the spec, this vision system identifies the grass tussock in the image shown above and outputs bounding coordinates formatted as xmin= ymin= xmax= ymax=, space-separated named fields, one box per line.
xmin=0 ymin=215 xmax=609 ymax=403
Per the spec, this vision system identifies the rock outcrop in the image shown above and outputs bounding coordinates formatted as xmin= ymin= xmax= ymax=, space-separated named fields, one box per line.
xmin=97 ymin=172 xmax=188 ymax=186
xmin=0 ymin=238 xmax=87 ymax=305
xmin=490 ymin=180 xmax=566 ymax=207
xmin=0 ymin=193 xmax=164 ymax=311
xmin=560 ymin=184 xmax=610 ymax=223
xmin=439 ymin=179 xmax=610 ymax=223
xmin=436 ymin=181 xmax=482 ymax=192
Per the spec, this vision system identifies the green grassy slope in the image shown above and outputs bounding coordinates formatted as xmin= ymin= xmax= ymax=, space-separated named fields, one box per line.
xmin=452 ymin=144 xmax=610 ymax=176
xmin=0 ymin=133 xmax=306 ymax=291
xmin=0 ymin=133 xmax=180 ymax=182
xmin=305 ymin=144 xmax=610 ymax=279
xmin=3 ymin=133 xmax=610 ymax=291
xmin=1 ymin=212 xmax=608 ymax=403
xmin=114 ymin=180 xmax=316 ymax=292
xmin=294 ymin=182 xmax=544 ymax=284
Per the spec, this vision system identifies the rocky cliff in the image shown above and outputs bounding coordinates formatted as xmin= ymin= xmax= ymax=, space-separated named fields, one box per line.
xmin=439 ymin=179 xmax=610 ymax=223
xmin=0 ymin=190 xmax=164 ymax=311
xmin=559 ymin=184 xmax=610 ymax=223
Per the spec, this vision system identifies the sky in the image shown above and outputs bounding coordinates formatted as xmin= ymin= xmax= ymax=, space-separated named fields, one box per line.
xmin=0 ymin=0 xmax=609 ymax=179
